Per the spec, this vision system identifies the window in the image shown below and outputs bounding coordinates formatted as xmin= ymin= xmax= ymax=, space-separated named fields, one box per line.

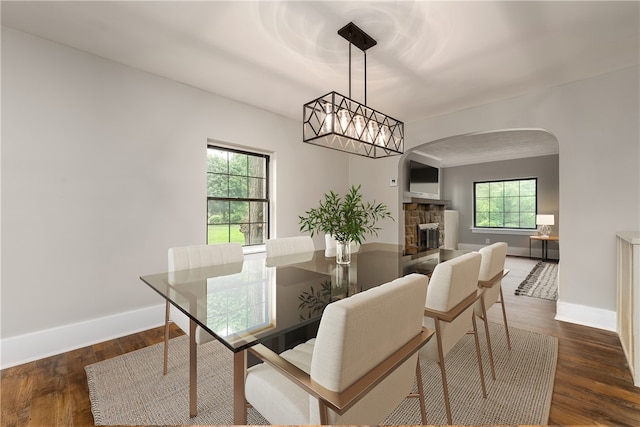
xmin=207 ymin=146 xmax=269 ymax=246
xmin=474 ymin=178 xmax=537 ymax=229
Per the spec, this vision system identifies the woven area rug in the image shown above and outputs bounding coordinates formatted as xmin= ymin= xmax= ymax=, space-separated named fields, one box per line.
xmin=515 ymin=261 xmax=559 ymax=301
xmin=86 ymin=322 xmax=557 ymax=425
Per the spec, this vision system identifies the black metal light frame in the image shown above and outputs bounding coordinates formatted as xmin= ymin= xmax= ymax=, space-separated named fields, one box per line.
xmin=303 ymin=22 xmax=404 ymax=158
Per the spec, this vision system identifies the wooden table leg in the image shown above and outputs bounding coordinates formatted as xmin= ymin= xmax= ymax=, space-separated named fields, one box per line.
xmin=189 ymin=319 xmax=197 ymax=417
xmin=233 ymin=350 xmax=247 ymax=424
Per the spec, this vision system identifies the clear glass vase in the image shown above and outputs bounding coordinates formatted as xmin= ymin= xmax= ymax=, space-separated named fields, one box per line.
xmin=336 ymin=240 xmax=351 ymax=265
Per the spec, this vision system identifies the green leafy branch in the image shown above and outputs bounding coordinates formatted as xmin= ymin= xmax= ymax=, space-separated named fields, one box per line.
xmin=298 ymin=184 xmax=393 ymax=244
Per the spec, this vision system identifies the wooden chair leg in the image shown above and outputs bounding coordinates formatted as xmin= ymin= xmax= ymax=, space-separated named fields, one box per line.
xmin=415 ymin=358 xmax=428 ymax=424
xmin=163 ymin=300 xmax=170 ymax=375
xmin=189 ymin=319 xmax=198 ymax=418
xmin=318 ymin=400 xmax=329 ymax=425
xmin=471 ymin=315 xmax=488 ymax=398
xmin=435 ymin=321 xmax=453 ymax=424
xmin=479 ymin=297 xmax=496 ymax=380
xmin=498 ymin=286 xmax=512 ymax=350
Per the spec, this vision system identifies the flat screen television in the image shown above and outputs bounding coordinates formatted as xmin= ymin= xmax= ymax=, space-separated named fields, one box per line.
xmin=408 ymin=160 xmax=440 ymax=198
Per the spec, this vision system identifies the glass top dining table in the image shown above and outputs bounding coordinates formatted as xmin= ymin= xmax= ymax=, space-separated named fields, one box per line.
xmin=139 ymin=243 xmax=467 ymax=422
xmin=140 ymin=244 xmax=465 ymax=352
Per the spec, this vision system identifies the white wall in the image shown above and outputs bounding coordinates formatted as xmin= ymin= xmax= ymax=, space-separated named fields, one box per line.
xmin=350 ymin=65 xmax=640 ymax=332
xmin=442 ymin=154 xmax=560 ymax=257
xmin=0 ymin=28 xmax=349 ymax=367
xmin=347 ymin=155 xmax=400 ymax=244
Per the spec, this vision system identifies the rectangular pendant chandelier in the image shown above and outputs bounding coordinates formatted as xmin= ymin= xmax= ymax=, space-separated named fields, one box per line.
xmin=302 ymin=22 xmax=404 ymax=159
xmin=303 ymin=92 xmax=404 ymax=158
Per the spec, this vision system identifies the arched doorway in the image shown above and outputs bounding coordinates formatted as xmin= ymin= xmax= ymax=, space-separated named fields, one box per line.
xmin=398 ymin=128 xmax=559 ymax=259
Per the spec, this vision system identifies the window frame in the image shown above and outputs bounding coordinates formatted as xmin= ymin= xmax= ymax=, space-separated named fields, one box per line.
xmin=473 ymin=177 xmax=538 ymax=230
xmin=207 ymin=145 xmax=270 ymax=247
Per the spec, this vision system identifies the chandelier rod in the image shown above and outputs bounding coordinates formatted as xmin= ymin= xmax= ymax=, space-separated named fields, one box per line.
xmin=341 ymin=23 xmax=372 ymax=105
xmin=348 ymin=35 xmax=352 ymax=99
xmin=364 ymin=48 xmax=367 ymax=105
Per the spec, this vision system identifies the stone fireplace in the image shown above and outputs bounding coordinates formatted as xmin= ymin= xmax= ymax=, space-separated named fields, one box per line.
xmin=403 ymin=198 xmax=449 ymax=254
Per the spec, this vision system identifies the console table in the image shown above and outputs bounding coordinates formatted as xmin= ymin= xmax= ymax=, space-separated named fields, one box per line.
xmin=529 ymin=235 xmax=559 ymax=261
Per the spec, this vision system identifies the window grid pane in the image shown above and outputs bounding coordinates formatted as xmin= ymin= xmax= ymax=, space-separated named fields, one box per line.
xmin=207 ymin=146 xmax=269 ymax=246
xmin=474 ymin=178 xmax=537 ymax=229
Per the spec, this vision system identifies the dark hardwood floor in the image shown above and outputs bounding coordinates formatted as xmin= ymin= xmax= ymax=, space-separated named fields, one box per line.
xmin=2 ymin=256 xmax=640 ymax=426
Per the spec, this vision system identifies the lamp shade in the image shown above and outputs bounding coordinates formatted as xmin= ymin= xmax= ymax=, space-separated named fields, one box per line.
xmin=536 ymin=214 xmax=555 ymax=225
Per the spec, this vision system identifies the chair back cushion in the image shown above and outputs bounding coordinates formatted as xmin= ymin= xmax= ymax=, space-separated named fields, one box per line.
xmin=309 ymin=273 xmax=429 ymax=423
xmin=475 ymin=242 xmax=508 ymax=312
xmin=422 ymin=252 xmax=482 ymax=359
xmin=425 ymin=252 xmax=481 ymax=311
xmin=265 ymin=236 xmax=314 ymax=258
xmin=167 ymin=243 xmax=243 ymax=345
xmin=168 ymin=243 xmax=243 ymax=271
xmin=478 ymin=242 xmax=507 ymax=281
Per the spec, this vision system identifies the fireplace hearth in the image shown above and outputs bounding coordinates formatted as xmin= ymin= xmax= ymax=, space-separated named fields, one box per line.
xmin=404 ymin=197 xmax=449 ymax=255
xmin=417 ymin=223 xmax=440 ymax=249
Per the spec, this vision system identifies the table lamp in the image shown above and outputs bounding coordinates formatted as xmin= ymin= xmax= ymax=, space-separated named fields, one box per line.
xmin=536 ymin=214 xmax=554 ymax=237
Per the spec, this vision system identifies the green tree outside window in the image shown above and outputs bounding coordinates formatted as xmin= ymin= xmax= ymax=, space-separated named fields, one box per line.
xmin=207 ymin=146 xmax=269 ymax=245
xmin=474 ymin=178 xmax=537 ymax=229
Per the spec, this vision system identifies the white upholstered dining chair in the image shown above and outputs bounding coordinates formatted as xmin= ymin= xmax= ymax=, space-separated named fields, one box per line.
xmin=163 ymin=243 xmax=243 ymax=375
xmin=421 ymin=251 xmax=487 ymax=424
xmin=265 ymin=235 xmax=315 ymax=257
xmin=244 ymin=273 xmax=433 ymax=425
xmin=265 ymin=236 xmax=315 ymax=267
xmin=474 ymin=241 xmax=510 ymax=380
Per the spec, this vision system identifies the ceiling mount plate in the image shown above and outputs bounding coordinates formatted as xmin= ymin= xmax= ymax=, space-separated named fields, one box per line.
xmin=338 ymin=22 xmax=377 ymax=52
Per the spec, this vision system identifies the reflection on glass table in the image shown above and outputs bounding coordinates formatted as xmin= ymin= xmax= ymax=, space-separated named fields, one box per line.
xmin=298 ymin=263 xmax=358 ymax=320
xmin=402 ymin=248 xmax=470 ymax=276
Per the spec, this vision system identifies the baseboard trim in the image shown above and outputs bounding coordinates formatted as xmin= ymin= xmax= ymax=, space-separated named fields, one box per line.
xmin=1 ymin=304 xmax=165 ymax=370
xmin=457 ymin=243 xmax=559 ymax=260
xmin=555 ymin=301 xmax=617 ymax=332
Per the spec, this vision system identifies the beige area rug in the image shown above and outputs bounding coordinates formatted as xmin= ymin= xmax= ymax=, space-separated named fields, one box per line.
xmin=86 ymin=322 xmax=557 ymax=425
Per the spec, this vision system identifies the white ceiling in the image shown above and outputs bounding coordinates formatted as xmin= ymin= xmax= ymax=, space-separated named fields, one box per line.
xmin=2 ymin=1 xmax=638 ymax=164
xmin=413 ymin=128 xmax=559 ymax=167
